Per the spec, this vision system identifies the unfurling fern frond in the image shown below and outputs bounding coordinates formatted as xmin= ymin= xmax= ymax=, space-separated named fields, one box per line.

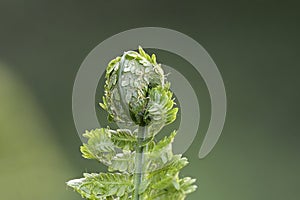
xmin=67 ymin=47 xmax=197 ymax=200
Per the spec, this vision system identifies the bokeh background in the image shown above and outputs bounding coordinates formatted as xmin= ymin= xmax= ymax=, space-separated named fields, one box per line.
xmin=0 ymin=0 xmax=299 ymax=199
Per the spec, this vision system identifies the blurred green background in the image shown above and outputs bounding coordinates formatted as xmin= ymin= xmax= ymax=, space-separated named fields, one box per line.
xmin=0 ymin=0 xmax=299 ymax=199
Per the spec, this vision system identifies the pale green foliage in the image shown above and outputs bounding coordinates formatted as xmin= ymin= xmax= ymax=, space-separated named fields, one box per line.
xmin=68 ymin=128 xmax=197 ymax=199
xmin=67 ymin=173 xmax=134 ymax=200
xmin=110 ymin=129 xmax=137 ymax=150
xmin=67 ymin=47 xmax=197 ymax=199
xmin=80 ymin=128 xmax=115 ymax=166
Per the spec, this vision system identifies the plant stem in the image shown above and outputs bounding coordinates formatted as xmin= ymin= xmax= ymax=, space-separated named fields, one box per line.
xmin=134 ymin=125 xmax=147 ymax=200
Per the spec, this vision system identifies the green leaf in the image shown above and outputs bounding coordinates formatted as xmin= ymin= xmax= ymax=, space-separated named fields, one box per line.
xmin=126 ymin=51 xmax=138 ymax=59
xmin=151 ymin=175 xmax=174 ymax=189
xmin=138 ymin=180 xmax=150 ymax=194
xmin=153 ymin=130 xmax=177 ymax=153
xmin=99 ymin=96 xmax=108 ymax=111
xmin=146 ymin=86 xmax=178 ymax=136
xmin=147 ymin=130 xmax=177 ymax=165
xmin=110 ymin=129 xmax=137 ymax=150
xmin=142 ymin=175 xmax=196 ymax=200
xmin=106 ymin=57 xmax=121 ymax=77
xmin=147 ymin=155 xmax=189 ymax=180
xmin=80 ymin=128 xmax=116 ymax=165
xmin=166 ymin=107 xmax=178 ymax=125
xmin=138 ymin=46 xmax=147 ymax=58
xmin=109 ymin=151 xmax=135 ymax=173
xmin=143 ymin=155 xmax=190 ymax=199
xmin=67 ymin=172 xmax=134 ymax=199
xmin=151 ymin=54 xmax=157 ymax=64
xmin=179 ymin=177 xmax=197 ymax=194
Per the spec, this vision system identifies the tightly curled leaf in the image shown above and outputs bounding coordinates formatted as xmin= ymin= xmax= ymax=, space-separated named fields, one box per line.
xmin=100 ymin=47 xmax=178 ymax=136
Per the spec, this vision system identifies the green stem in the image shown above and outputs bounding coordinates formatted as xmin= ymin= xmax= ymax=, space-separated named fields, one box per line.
xmin=134 ymin=125 xmax=147 ymax=200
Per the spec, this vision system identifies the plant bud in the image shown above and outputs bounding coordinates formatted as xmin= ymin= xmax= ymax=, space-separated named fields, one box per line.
xmin=100 ymin=47 xmax=178 ymax=136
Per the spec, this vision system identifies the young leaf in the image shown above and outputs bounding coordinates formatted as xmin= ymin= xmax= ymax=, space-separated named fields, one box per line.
xmin=80 ymin=128 xmax=116 ymax=166
xmin=146 ymin=86 xmax=178 ymax=136
xmin=147 ymin=155 xmax=189 ymax=181
xmin=179 ymin=177 xmax=198 ymax=195
xmin=110 ymin=129 xmax=137 ymax=150
xmin=151 ymin=54 xmax=157 ymax=64
xmin=153 ymin=130 xmax=177 ymax=153
xmin=67 ymin=173 xmax=134 ymax=199
xmin=109 ymin=151 xmax=135 ymax=173
xmin=143 ymin=176 xmax=196 ymax=200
